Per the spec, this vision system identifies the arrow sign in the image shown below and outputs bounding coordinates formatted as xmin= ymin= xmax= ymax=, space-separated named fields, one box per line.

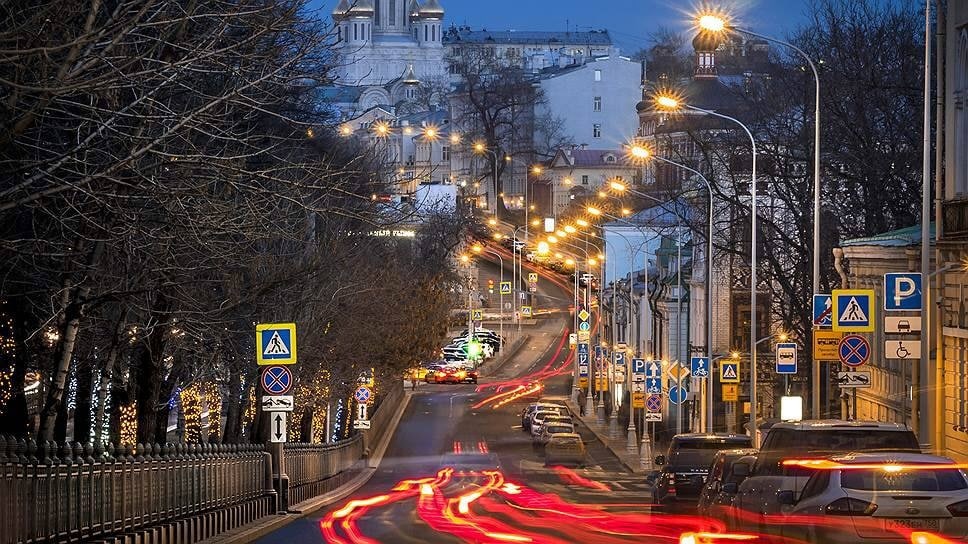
xmin=646 ymin=377 xmax=662 ymax=394
xmin=646 ymin=361 xmax=661 ymax=379
xmin=668 ymin=386 xmax=686 ymax=405
xmin=270 ymin=412 xmax=287 ymax=443
xmin=690 ymin=357 xmax=709 ymax=378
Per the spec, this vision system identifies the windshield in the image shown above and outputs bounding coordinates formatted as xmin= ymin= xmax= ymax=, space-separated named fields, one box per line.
xmin=841 ymin=468 xmax=968 ymax=491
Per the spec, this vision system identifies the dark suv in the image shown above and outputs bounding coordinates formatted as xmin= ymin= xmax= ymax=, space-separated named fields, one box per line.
xmin=651 ymin=433 xmax=753 ymax=513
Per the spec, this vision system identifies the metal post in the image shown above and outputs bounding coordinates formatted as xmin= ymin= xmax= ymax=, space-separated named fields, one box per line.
xmin=918 ymin=0 xmax=933 ymax=447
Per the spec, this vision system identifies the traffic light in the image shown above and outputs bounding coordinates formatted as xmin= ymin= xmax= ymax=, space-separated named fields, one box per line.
xmin=465 ymin=340 xmax=482 ymax=359
xmin=487 ymin=279 xmax=494 ymax=293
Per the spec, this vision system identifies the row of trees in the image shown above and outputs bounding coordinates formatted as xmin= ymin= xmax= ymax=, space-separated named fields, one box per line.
xmin=0 ymin=0 xmax=468 ymax=445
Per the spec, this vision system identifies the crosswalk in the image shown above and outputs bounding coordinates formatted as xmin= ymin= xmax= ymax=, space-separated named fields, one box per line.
xmin=514 ymin=459 xmax=654 ymax=501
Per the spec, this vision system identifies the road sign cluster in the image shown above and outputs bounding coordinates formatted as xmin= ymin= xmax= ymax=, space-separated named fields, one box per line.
xmin=258 ymin=322 xmax=299 ymax=443
xmin=812 ymin=272 xmax=923 ymax=391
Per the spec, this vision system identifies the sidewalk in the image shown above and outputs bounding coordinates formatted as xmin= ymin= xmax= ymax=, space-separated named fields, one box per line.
xmin=564 ymin=397 xmax=651 ymax=474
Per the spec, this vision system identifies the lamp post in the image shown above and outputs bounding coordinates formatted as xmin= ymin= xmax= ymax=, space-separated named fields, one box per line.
xmin=622 ymin=148 xmax=717 ymax=433
xmin=474 ymin=142 xmax=501 ymax=219
xmin=654 ymin=94 xmax=760 ymax=446
xmin=471 ymin=245 xmax=505 ymax=352
xmin=698 ymin=12 xmax=824 ymax=419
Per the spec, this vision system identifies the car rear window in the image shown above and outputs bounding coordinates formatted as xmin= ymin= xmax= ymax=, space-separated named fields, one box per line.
xmin=841 ymin=468 xmax=968 ymax=492
xmin=763 ymin=429 xmax=920 ymax=453
xmin=545 ymin=425 xmax=572 ymax=434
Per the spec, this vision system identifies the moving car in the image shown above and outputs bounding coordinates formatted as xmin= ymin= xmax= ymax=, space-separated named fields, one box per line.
xmin=434 ymin=366 xmax=467 ymax=384
xmin=777 ymin=452 xmax=968 ymax=542
xmin=545 ymin=433 xmax=587 ymax=467
xmin=697 ymin=449 xmax=760 ymax=521
xmin=652 ymin=433 xmax=754 ymax=513
xmin=521 ymin=402 xmax=566 ymax=432
xmin=530 ymin=409 xmax=566 ymax=438
xmin=733 ymin=420 xmax=920 ymax=525
xmin=461 ymin=366 xmax=479 ymax=384
xmin=424 ymin=364 xmax=445 ymax=383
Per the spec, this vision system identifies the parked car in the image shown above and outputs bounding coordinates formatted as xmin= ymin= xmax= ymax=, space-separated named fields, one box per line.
xmin=697 ymin=449 xmax=760 ymax=522
xmin=652 ymin=433 xmax=754 ymax=513
xmin=733 ymin=420 xmax=920 ymax=527
xmin=535 ymin=421 xmax=576 ymax=447
xmin=545 ymin=433 xmax=587 ymax=467
xmin=521 ymin=402 xmax=565 ymax=432
xmin=530 ymin=409 xmax=566 ymax=438
xmin=777 ymin=452 xmax=968 ymax=542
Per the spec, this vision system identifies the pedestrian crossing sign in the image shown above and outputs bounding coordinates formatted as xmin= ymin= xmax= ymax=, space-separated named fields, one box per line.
xmin=500 ymin=281 xmax=512 ymax=295
xmin=832 ymin=289 xmax=875 ymax=333
xmin=720 ymin=360 xmax=739 ymax=383
xmin=256 ymin=323 xmax=297 ymax=365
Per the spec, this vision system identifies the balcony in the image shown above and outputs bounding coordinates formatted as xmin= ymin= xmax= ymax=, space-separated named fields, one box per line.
xmin=942 ymin=198 xmax=968 ymax=239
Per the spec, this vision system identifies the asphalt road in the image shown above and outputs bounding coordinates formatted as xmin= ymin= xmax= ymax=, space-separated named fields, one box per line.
xmin=256 ymin=253 xmax=671 ymax=543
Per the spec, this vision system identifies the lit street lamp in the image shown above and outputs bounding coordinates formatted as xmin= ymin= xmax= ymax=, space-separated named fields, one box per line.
xmin=654 ymin=93 xmax=761 ymax=446
xmin=698 ymin=10 xmax=824 ymax=418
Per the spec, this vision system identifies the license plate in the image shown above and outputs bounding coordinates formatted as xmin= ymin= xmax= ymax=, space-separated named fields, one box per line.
xmin=884 ymin=518 xmax=940 ymax=532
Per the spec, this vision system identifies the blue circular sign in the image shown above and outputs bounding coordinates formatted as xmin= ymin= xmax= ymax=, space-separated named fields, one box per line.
xmin=839 ymin=335 xmax=871 ymax=367
xmin=261 ymin=366 xmax=293 ymax=395
xmin=646 ymin=394 xmax=662 ymax=412
xmin=668 ymin=386 xmax=686 ymax=405
xmin=354 ymin=386 xmax=371 ymax=404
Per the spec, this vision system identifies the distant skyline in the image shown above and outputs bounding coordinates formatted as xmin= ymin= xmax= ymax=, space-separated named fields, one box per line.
xmin=311 ymin=0 xmax=816 ymax=53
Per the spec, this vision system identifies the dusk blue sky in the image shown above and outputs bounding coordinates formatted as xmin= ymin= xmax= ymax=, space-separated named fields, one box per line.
xmin=311 ymin=1 xmax=816 ymax=53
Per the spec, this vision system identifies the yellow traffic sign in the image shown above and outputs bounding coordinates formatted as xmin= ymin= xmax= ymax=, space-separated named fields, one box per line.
xmin=632 ymin=392 xmax=646 ymax=409
xmin=256 ymin=323 xmax=297 ymax=365
xmin=720 ymin=360 xmax=740 ymax=383
xmin=528 ymin=272 xmax=538 ymax=283
xmin=472 ymin=309 xmax=483 ymax=321
xmin=832 ymin=289 xmax=876 ymax=333
xmin=813 ymin=330 xmax=843 ymax=360
xmin=521 ymin=306 xmax=532 ymax=318
xmin=578 ymin=309 xmax=590 ymax=322
xmin=722 ymin=384 xmax=738 ymax=401
xmin=668 ymin=363 xmax=691 ymax=382
xmin=579 ymin=377 xmax=589 ymax=389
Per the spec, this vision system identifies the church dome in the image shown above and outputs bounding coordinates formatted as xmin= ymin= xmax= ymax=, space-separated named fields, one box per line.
xmin=334 ymin=0 xmax=374 ymax=18
xmin=692 ymin=31 xmax=722 ymax=53
xmin=408 ymin=0 xmax=423 ymax=20
xmin=419 ymin=0 xmax=444 ymax=17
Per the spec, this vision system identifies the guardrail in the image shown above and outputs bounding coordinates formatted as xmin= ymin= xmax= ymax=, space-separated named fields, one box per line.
xmin=0 ymin=439 xmax=274 ymax=544
xmin=284 ymin=437 xmax=364 ymax=506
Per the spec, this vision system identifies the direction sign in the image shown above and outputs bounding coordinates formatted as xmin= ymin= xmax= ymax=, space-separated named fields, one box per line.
xmin=645 ymin=378 xmax=662 ymax=394
xmin=836 ymin=371 xmax=872 ymax=388
xmin=832 ymin=289 xmax=875 ymax=332
xmin=645 ymin=360 xmax=662 ymax=379
xmin=646 ymin=394 xmax=662 ymax=412
xmin=521 ymin=306 xmax=532 ymax=318
xmin=668 ymin=386 xmax=686 ymax=405
xmin=354 ymin=385 xmax=372 ymax=404
xmin=261 ymin=366 xmax=293 ymax=395
xmin=260 ymin=395 xmax=294 ymax=412
xmin=578 ymin=343 xmax=589 ymax=354
xmin=578 ymin=321 xmax=591 ymax=331
xmin=775 ymin=343 xmax=798 ymax=374
xmin=691 ymin=357 xmax=710 ymax=378
xmin=472 ymin=309 xmax=483 ymax=321
xmin=839 ymin=335 xmax=871 ymax=367
xmin=270 ymin=412 xmax=287 ymax=443
xmin=569 ymin=333 xmax=577 ymax=348
xmin=631 ymin=382 xmax=645 ymax=393
xmin=886 ymin=316 xmax=922 ymax=334
xmin=528 ymin=273 xmax=538 ymax=283
xmin=885 ymin=340 xmax=921 ymax=360
xmin=721 ymin=361 xmax=740 ymax=383
xmin=578 ymin=309 xmax=591 ymax=322
xmin=813 ymin=294 xmax=833 ymax=327
xmin=885 ymin=273 xmax=922 ymax=311
xmin=813 ymin=330 xmax=843 ymax=360
xmin=354 ymin=419 xmax=371 ymax=430
xmin=500 ymin=281 xmax=512 ymax=295
xmin=645 ymin=412 xmax=663 ymax=422
xmin=256 ymin=323 xmax=297 ymax=365
xmin=578 ymin=349 xmax=590 ymax=377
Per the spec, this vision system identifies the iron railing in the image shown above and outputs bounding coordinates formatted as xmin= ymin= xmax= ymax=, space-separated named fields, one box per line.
xmin=0 ymin=439 xmax=272 ymax=544
xmin=284 ymin=437 xmax=364 ymax=506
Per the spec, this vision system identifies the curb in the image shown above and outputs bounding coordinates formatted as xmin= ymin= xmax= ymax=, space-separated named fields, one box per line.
xmin=564 ymin=399 xmax=645 ymax=474
xmin=201 ymin=391 xmax=414 ymax=544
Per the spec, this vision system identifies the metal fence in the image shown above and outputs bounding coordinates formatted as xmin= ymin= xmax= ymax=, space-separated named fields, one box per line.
xmin=284 ymin=437 xmax=364 ymax=506
xmin=0 ymin=438 xmax=273 ymax=544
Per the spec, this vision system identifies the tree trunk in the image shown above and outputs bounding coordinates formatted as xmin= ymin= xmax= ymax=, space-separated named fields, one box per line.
xmin=133 ymin=293 xmax=171 ymax=444
xmin=94 ymin=314 xmax=127 ymax=444
xmin=222 ymin=367 xmax=243 ymax=443
xmin=0 ymin=297 xmax=30 ymax=437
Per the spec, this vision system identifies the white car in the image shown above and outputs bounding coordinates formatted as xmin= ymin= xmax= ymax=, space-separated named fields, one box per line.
xmin=529 ymin=410 xmax=565 ymax=439
xmin=776 ymin=452 xmax=968 ymax=542
xmin=535 ymin=422 xmax=575 ymax=446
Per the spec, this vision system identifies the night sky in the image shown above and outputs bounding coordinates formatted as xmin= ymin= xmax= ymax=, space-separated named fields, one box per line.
xmin=309 ymin=0 xmax=815 ymax=53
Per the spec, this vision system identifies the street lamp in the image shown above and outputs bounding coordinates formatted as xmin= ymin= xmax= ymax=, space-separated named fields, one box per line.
xmin=698 ymin=10 xmax=824 ymax=418
xmin=654 ymin=92 xmax=761 ymax=446
xmin=473 ymin=142 xmax=500 ymax=218
xmin=624 ymin=144 xmax=717 ymax=433
xmin=471 ymin=244 xmax=506 ymax=349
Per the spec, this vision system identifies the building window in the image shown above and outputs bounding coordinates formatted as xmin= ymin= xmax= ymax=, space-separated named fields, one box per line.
xmin=388 ymin=0 xmax=395 ymax=26
xmin=593 ymin=96 xmax=602 ymax=111
xmin=406 ymin=87 xmax=415 ymax=99
xmin=353 ymin=23 xmax=358 ymax=41
xmin=424 ymin=26 xmax=428 ymax=42
xmin=593 ymin=124 xmax=601 ymax=138
xmin=432 ymin=25 xmax=436 ymax=42
xmin=581 ymin=175 xmax=589 ymax=185
xmin=594 ymin=69 xmax=602 ymax=81
xmin=442 ymin=146 xmax=450 ymax=161
xmin=337 ymin=26 xmax=342 ymax=42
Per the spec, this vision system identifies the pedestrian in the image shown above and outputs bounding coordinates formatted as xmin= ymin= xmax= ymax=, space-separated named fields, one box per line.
xmin=410 ymin=376 xmax=417 ymax=391
xmin=578 ymin=390 xmax=586 ymax=416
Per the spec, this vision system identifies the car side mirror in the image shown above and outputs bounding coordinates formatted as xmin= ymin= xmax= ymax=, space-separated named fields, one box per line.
xmin=777 ymin=490 xmax=797 ymax=506
xmin=732 ymin=462 xmax=750 ymax=477
xmin=654 ymin=455 xmax=666 ymax=466
xmin=721 ymin=482 xmax=738 ymax=495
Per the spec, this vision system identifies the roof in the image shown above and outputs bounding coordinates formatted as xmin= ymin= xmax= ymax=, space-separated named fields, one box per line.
xmin=444 ymin=28 xmax=613 ymax=47
xmin=770 ymin=420 xmax=911 ymax=431
xmin=553 ymin=148 xmax=631 ymax=168
xmin=841 ymin=224 xmax=935 ymax=247
xmin=318 ymin=86 xmax=366 ymax=103
xmin=605 ymin=198 xmax=694 ymax=228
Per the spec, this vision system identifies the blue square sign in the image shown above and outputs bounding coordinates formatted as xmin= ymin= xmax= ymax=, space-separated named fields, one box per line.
xmin=885 ymin=273 xmax=922 ymax=311
xmin=775 ymin=343 xmax=798 ymax=374
xmin=690 ymin=357 xmax=710 ymax=378
xmin=813 ymin=294 xmax=832 ymax=327
xmin=832 ymin=289 xmax=875 ymax=333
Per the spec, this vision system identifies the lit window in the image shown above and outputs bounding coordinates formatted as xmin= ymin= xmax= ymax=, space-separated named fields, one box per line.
xmin=594 ymin=69 xmax=602 ymax=81
xmin=593 ymin=124 xmax=601 ymax=138
xmin=593 ymin=96 xmax=602 ymax=112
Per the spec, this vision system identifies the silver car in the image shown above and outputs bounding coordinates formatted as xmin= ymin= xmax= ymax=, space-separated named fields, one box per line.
xmin=776 ymin=452 xmax=968 ymax=542
xmin=535 ymin=422 xmax=575 ymax=446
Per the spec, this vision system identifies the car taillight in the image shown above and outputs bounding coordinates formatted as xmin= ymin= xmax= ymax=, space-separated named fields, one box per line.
xmin=824 ymin=497 xmax=877 ymax=516
xmin=947 ymin=500 xmax=968 ymax=517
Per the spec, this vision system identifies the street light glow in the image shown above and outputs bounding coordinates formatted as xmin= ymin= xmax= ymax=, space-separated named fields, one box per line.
xmin=563 ymin=177 xmax=572 ymax=185
xmin=555 ymin=230 xmax=566 ymax=237
xmin=698 ymin=14 xmax=727 ymax=32
xmin=537 ymin=241 xmax=550 ymax=255
xmin=339 ymin=124 xmax=352 ymax=136
xmin=610 ymin=180 xmax=627 ymax=191
xmin=473 ymin=142 xmax=486 ymax=153
xmin=423 ymin=126 xmax=438 ymax=140
xmin=492 ymin=233 xmax=503 ymax=241
xmin=587 ymin=207 xmax=602 ymax=216
xmin=597 ymin=191 xmax=608 ymax=198
xmin=565 ymin=258 xmax=575 ymax=266
xmin=488 ymin=218 xmax=498 ymax=226
xmin=449 ymin=133 xmax=461 ymax=144
xmin=622 ymin=208 xmax=632 ymax=216
xmin=564 ymin=225 xmax=576 ymax=234
xmin=576 ymin=219 xmax=590 ymax=227
xmin=531 ymin=166 xmax=543 ymax=175
xmin=655 ymin=95 xmax=681 ymax=110
xmin=472 ymin=245 xmax=483 ymax=253
xmin=548 ymin=235 xmax=558 ymax=244
xmin=588 ymin=258 xmax=597 ymax=266
xmin=460 ymin=254 xmax=470 ymax=264
xmin=373 ymin=121 xmax=390 ymax=136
